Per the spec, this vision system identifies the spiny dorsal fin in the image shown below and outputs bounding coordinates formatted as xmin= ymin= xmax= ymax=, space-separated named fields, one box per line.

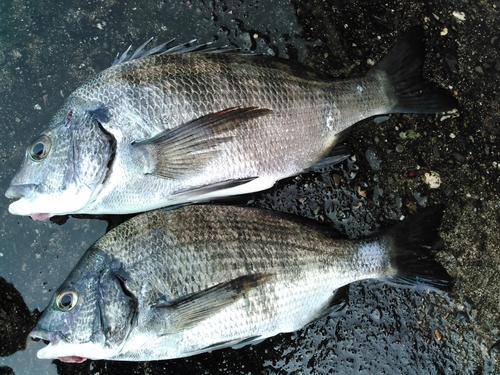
xmin=112 ymin=38 xmax=239 ymax=66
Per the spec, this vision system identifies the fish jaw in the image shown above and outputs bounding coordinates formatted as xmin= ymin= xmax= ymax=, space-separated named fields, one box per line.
xmin=31 ymin=329 xmax=116 ymax=362
xmin=5 ymin=184 xmax=92 ymax=220
xmin=36 ymin=340 xmax=106 ymax=362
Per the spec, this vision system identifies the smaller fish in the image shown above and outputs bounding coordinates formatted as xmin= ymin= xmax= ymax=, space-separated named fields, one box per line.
xmin=30 ymin=205 xmax=452 ymax=362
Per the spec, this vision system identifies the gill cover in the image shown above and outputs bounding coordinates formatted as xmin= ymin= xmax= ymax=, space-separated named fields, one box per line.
xmin=97 ymin=258 xmax=137 ymax=349
xmin=62 ymin=106 xmax=116 ymax=194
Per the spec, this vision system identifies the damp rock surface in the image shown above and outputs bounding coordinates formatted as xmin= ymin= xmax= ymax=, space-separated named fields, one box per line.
xmin=0 ymin=1 xmax=499 ymax=374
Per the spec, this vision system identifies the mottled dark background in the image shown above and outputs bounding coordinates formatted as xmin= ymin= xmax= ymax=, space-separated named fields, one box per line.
xmin=0 ymin=0 xmax=499 ymax=374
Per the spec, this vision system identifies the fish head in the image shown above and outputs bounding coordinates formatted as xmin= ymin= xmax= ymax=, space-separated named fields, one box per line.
xmin=5 ymin=100 xmax=116 ymax=220
xmin=30 ymin=248 xmax=136 ymax=362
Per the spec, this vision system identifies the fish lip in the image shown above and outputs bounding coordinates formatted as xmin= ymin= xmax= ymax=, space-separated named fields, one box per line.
xmin=31 ymin=328 xmax=91 ymax=362
xmin=5 ymin=184 xmax=37 ymax=199
xmin=6 ymin=182 xmax=92 ymax=218
xmin=30 ymin=329 xmax=86 ymax=362
xmin=30 ymin=213 xmax=52 ymax=221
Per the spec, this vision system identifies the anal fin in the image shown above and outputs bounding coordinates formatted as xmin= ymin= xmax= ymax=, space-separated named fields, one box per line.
xmin=170 ymin=176 xmax=259 ymax=202
xmin=313 ymin=284 xmax=349 ymax=322
xmin=200 ymin=335 xmax=263 ymax=352
xmin=305 ymin=154 xmax=350 ymax=172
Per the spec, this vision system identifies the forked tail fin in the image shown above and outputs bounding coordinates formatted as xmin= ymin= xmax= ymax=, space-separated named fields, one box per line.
xmin=371 ymin=26 xmax=458 ymax=114
xmin=382 ymin=204 xmax=453 ymax=291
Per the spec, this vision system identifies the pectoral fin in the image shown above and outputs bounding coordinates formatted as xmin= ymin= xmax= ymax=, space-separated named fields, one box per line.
xmin=153 ymin=273 xmax=272 ymax=334
xmin=134 ymin=107 xmax=272 ymax=179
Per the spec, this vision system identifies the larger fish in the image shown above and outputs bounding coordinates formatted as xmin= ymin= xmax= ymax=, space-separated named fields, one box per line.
xmin=6 ymin=27 xmax=456 ymax=220
xmin=30 ymin=204 xmax=452 ymax=362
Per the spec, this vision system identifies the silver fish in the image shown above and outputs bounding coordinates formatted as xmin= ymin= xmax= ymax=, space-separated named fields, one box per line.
xmin=30 ymin=204 xmax=452 ymax=362
xmin=6 ymin=27 xmax=456 ymax=220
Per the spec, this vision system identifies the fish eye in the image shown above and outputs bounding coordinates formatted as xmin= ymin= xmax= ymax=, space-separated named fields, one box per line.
xmin=28 ymin=135 xmax=52 ymax=161
xmin=56 ymin=289 xmax=78 ymax=312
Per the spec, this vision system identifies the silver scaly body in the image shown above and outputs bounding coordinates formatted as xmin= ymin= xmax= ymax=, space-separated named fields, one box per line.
xmin=31 ymin=204 xmax=451 ymax=361
xmin=6 ymin=27 xmax=456 ymax=219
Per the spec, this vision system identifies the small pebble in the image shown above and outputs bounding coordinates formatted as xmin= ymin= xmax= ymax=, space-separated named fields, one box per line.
xmin=423 ymin=171 xmax=442 ymax=189
xmin=371 ymin=308 xmax=381 ymax=321
xmin=400 ymin=129 xmax=420 ymax=140
xmin=452 ymin=10 xmax=466 ymax=21
xmin=373 ymin=115 xmax=390 ymax=124
xmin=490 ymin=340 xmax=500 ymax=353
xmin=434 ymin=328 xmax=443 ymax=341
xmin=365 ymin=149 xmax=381 ymax=171
xmin=373 ymin=186 xmax=383 ymax=206
xmin=413 ymin=191 xmax=428 ymax=206
xmin=445 ymin=50 xmax=459 ymax=74
xmin=432 ymin=144 xmax=441 ymax=158
xmin=333 ymin=174 xmax=341 ymax=188
xmin=452 ymin=152 xmax=466 ymax=163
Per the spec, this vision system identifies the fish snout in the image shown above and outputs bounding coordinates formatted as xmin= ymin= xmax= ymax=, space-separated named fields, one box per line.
xmin=5 ymin=184 xmax=37 ymax=199
xmin=30 ymin=327 xmax=62 ymax=345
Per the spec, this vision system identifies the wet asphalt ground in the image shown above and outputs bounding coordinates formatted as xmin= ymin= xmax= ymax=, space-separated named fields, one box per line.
xmin=1 ymin=0 xmax=499 ymax=374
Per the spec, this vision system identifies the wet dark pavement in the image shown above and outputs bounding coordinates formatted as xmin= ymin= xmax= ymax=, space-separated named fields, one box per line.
xmin=1 ymin=1 xmax=499 ymax=374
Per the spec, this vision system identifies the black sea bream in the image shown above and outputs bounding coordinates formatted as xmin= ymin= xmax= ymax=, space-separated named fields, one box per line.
xmin=6 ymin=27 xmax=456 ymax=219
xmin=30 ymin=204 xmax=452 ymax=362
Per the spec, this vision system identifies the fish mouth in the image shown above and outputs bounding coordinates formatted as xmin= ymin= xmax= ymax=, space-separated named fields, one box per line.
xmin=5 ymin=184 xmax=51 ymax=220
xmin=5 ymin=183 xmax=92 ymax=219
xmin=30 ymin=328 xmax=87 ymax=363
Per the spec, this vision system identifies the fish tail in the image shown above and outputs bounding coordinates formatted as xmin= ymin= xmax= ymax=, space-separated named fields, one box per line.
xmin=382 ymin=204 xmax=453 ymax=291
xmin=372 ymin=26 xmax=458 ymax=114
